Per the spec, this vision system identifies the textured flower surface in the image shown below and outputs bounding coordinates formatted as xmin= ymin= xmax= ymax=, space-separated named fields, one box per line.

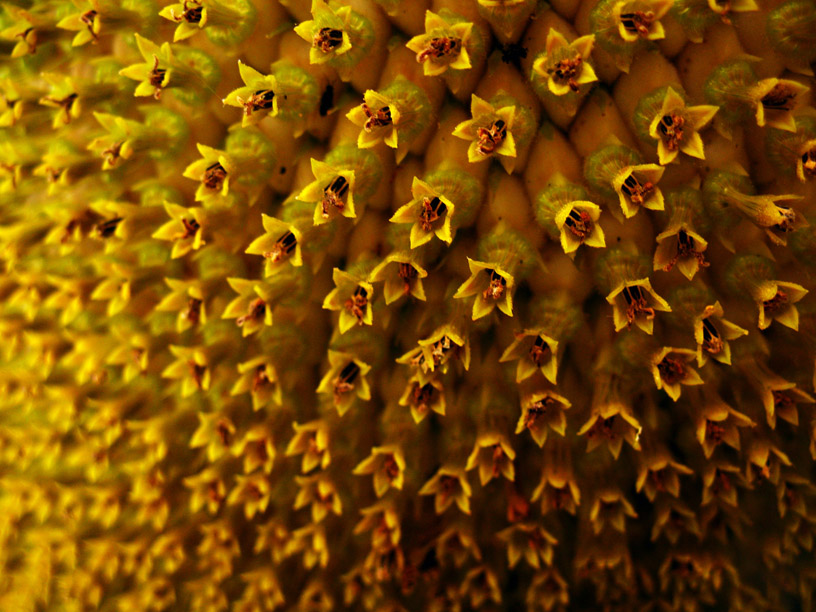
xmin=3 ymin=1 xmax=816 ymax=610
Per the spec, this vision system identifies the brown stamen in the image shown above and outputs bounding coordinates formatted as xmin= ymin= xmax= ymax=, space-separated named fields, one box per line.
xmin=398 ymin=263 xmax=417 ymax=295
xmin=343 ymin=286 xmax=368 ymax=323
xmin=16 ymin=28 xmax=37 ymax=55
xmin=203 ymin=162 xmax=227 ymax=191
xmin=431 ymin=336 xmax=452 ymax=366
xmin=95 ymin=217 xmax=123 ymax=238
xmin=419 ymin=196 xmax=446 ymax=231
xmin=621 ymin=173 xmax=655 ymax=207
xmin=621 ymin=285 xmax=655 ymax=326
xmin=216 ymin=420 xmax=232 ymax=445
xmin=252 ymin=365 xmax=270 ymax=392
xmin=42 ymin=93 xmax=78 ymax=118
xmin=80 ymin=10 xmax=98 ymax=40
xmin=322 ymin=175 xmax=349 ymax=218
xmin=772 ymin=390 xmax=795 ymax=412
xmin=705 ymin=419 xmax=724 ymax=444
xmin=620 ymin=11 xmax=656 ymax=37
xmin=383 ymin=454 xmax=400 ymax=481
xmin=564 ymin=207 xmax=593 ymax=240
xmin=236 ymin=297 xmax=266 ymax=327
xmin=177 ymin=217 xmax=200 ymax=240
xmin=183 ymin=298 xmax=202 ymax=326
xmin=482 ymin=269 xmax=507 ymax=301
xmin=333 ymin=361 xmax=360 ymax=400
xmin=763 ymin=290 xmax=789 ymax=316
xmin=761 ymin=83 xmax=796 ymax=111
xmin=411 ymin=382 xmax=435 ymax=415
xmin=658 ymin=113 xmax=684 ymax=152
xmin=241 ymin=89 xmax=275 ymax=117
xmin=102 ymin=142 xmax=123 ymax=167
xmin=188 ymin=360 xmax=206 ymax=389
xmin=550 ymin=55 xmax=584 ymax=92
xmin=772 ymin=206 xmax=797 ymax=233
xmin=701 ymin=317 xmax=723 ymax=355
xmin=178 ymin=1 xmax=203 ymax=23
xmin=416 ymin=37 xmax=462 ymax=63
xmin=529 ymin=336 xmax=550 ymax=366
xmin=263 ymin=231 xmax=297 ymax=263
xmin=439 ymin=476 xmax=459 ymax=503
xmin=588 ymin=416 xmax=617 ymax=440
xmin=524 ymin=397 xmax=556 ymax=430
xmin=476 ymin=120 xmax=507 ymax=156
xmin=314 ymin=27 xmax=344 ymax=53
xmin=362 ymin=103 xmax=392 ymax=131
xmin=149 ymin=56 xmax=167 ymax=100
xmin=491 ymin=444 xmax=505 ymax=477
xmin=657 ymin=355 xmax=687 ymax=385
xmin=802 ymin=147 xmax=816 ymax=178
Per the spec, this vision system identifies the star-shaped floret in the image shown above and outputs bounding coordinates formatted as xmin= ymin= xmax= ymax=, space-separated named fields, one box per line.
xmin=56 ymin=2 xmax=102 ymax=46
xmin=613 ymin=0 xmax=673 ymax=42
xmin=368 ymin=252 xmax=428 ymax=304
xmin=222 ymin=278 xmax=274 ymax=336
xmin=647 ymin=88 xmax=718 ymax=165
xmin=245 ymin=214 xmax=303 ymax=275
xmin=755 ymin=280 xmax=808 ymax=330
xmin=161 ymin=345 xmax=210 ymax=397
xmin=751 ymin=78 xmax=810 ymax=132
xmin=38 ymin=74 xmax=81 ymax=128
xmin=419 ymin=466 xmax=472 ymax=514
xmin=119 ymin=35 xmax=174 ymax=99
xmin=650 ymin=347 xmax=704 ymax=402
xmin=500 ymin=330 xmax=560 ymax=383
xmin=454 ymin=258 xmax=515 ymax=319
xmin=465 ymin=433 xmax=516 ymax=485
xmin=87 ymin=112 xmax=141 ymax=170
xmin=159 ymin=0 xmax=209 ymax=41
xmin=554 ymin=200 xmax=606 ymax=257
xmin=452 ymin=95 xmax=517 ymax=173
xmin=151 ymin=202 xmax=206 ymax=259
xmin=693 ymin=302 xmax=748 ymax=366
xmin=532 ymin=29 xmax=598 ymax=96
xmin=390 ymin=177 xmax=456 ymax=248
xmin=346 ymin=89 xmax=401 ymax=149
xmin=293 ymin=0 xmax=353 ymax=65
xmin=406 ymin=10 xmax=473 ymax=77
xmin=653 ymin=225 xmax=709 ymax=280
xmin=316 ymin=350 xmax=372 ymax=416
xmin=353 ymin=446 xmax=406 ymax=497
xmin=322 ymin=268 xmax=374 ymax=333
xmin=222 ymin=61 xmax=279 ymax=126
xmin=606 ymin=278 xmax=671 ymax=334
xmin=612 ymin=163 xmax=665 ymax=219
xmin=296 ymin=158 xmax=356 ymax=225
xmin=182 ymin=143 xmax=234 ymax=202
